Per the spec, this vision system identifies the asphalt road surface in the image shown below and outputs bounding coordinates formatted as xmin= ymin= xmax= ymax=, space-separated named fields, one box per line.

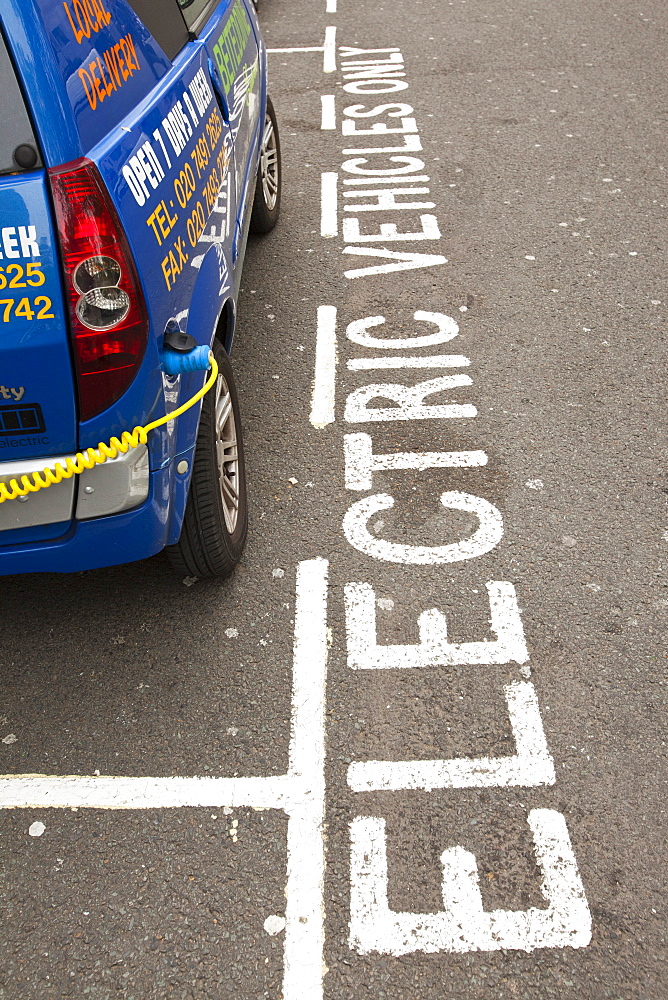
xmin=1 ymin=0 xmax=666 ymax=997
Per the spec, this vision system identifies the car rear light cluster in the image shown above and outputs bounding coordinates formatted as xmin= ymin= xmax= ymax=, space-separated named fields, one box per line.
xmin=74 ymin=255 xmax=130 ymax=330
xmin=49 ymin=158 xmax=148 ymax=422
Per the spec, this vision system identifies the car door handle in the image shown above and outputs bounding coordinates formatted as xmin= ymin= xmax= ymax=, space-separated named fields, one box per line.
xmin=207 ymin=58 xmax=230 ymax=122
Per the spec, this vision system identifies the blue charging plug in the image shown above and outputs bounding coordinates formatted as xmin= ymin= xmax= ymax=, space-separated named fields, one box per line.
xmin=162 ymin=345 xmax=211 ymax=375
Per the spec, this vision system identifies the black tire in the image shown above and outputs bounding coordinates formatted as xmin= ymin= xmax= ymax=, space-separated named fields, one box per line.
xmin=167 ymin=340 xmax=247 ymax=579
xmin=249 ymin=95 xmax=281 ymax=234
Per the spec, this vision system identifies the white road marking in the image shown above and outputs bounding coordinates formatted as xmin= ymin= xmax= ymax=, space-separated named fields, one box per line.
xmin=341 ymin=52 xmax=405 ymax=66
xmin=0 ymin=559 xmax=329 ymax=1000
xmin=347 ymin=311 xmax=460 ymax=349
xmin=284 ymin=559 xmax=328 ymax=1000
xmin=342 ymin=154 xmax=425 ymax=175
xmin=326 ymin=0 xmax=337 ymax=12
xmin=0 ymin=774 xmax=298 ymax=810
xmin=323 ymin=26 xmax=337 ymax=73
xmin=343 ymin=175 xmax=431 ymax=184
xmin=344 ymin=433 xmax=487 ymax=490
xmin=343 ymin=187 xmax=435 ymax=211
xmin=267 ymin=46 xmax=325 ymax=54
xmin=343 ymin=375 xmax=476 ymax=423
xmin=343 ymin=247 xmax=447 ymax=278
xmin=347 ymin=355 xmax=470 ymax=370
xmin=349 ymin=810 xmax=592 ymax=955
xmin=344 ymin=580 xmax=529 ymax=669
xmin=347 ymin=681 xmax=555 ymax=791
xmin=310 ymin=306 xmax=338 ymax=428
xmin=343 ymin=213 xmax=440 ymax=242
xmin=342 ymin=66 xmax=408 ymax=95
xmin=339 ymin=47 xmax=401 ymax=56
xmin=320 ymin=172 xmax=339 ymax=236
xmin=342 ymin=136 xmax=422 ymax=155
xmin=320 ymin=95 xmax=336 ymax=130
xmin=343 ymin=492 xmax=504 ymax=564
xmin=313 ymin=27 xmax=589 ymax=965
xmin=341 ymin=105 xmax=416 ymax=135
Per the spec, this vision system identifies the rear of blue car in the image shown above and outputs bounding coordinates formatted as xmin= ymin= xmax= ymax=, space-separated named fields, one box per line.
xmin=0 ymin=0 xmax=276 ymax=576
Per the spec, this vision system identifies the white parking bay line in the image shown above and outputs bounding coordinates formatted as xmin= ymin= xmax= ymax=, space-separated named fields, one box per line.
xmin=310 ymin=306 xmax=338 ymax=428
xmin=321 ymin=95 xmax=336 ymax=130
xmin=284 ymin=558 xmax=328 ymax=1000
xmin=0 ymin=558 xmax=330 ymax=1000
xmin=320 ymin=171 xmax=338 ymax=236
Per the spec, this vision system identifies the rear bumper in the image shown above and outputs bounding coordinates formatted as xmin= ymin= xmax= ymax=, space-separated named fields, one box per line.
xmin=0 ymin=445 xmax=149 ymax=532
xmin=0 ymin=465 xmax=171 ymax=575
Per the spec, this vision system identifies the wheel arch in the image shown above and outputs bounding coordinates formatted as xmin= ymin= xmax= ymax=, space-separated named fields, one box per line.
xmin=164 ymin=244 xmax=236 ymax=547
xmin=215 ymin=296 xmax=237 ymax=356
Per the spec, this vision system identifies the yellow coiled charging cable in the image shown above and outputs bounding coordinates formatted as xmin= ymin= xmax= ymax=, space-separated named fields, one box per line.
xmin=0 ymin=353 xmax=218 ymax=504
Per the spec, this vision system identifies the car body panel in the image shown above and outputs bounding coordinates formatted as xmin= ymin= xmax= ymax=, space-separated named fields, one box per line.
xmin=0 ymin=466 xmax=170 ymax=573
xmin=33 ymin=0 xmax=173 ymax=154
xmin=0 ymin=172 xmax=76 ymax=464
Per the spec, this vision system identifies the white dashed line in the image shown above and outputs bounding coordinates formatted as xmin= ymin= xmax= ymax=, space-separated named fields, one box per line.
xmin=320 ymin=171 xmax=338 ymax=236
xmin=320 ymin=94 xmax=336 ymax=130
xmin=310 ymin=306 xmax=338 ymax=428
xmin=323 ymin=26 xmax=337 ymax=72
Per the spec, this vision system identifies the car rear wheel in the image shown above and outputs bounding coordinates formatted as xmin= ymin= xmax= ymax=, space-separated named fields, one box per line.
xmin=167 ymin=340 xmax=247 ymax=579
xmin=249 ymin=95 xmax=281 ymax=234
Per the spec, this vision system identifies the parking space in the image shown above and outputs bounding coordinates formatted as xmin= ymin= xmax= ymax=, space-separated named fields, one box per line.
xmin=1 ymin=0 xmax=667 ymax=998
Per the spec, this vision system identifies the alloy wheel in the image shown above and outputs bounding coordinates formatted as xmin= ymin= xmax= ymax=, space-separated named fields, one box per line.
xmin=259 ymin=114 xmax=279 ymax=211
xmin=214 ymin=373 xmax=240 ymax=534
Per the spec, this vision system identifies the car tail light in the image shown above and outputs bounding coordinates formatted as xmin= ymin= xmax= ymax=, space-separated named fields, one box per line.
xmin=49 ymin=158 xmax=148 ymax=422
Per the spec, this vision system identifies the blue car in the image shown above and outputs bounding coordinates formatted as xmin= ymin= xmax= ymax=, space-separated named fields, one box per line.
xmin=0 ymin=0 xmax=280 ymax=576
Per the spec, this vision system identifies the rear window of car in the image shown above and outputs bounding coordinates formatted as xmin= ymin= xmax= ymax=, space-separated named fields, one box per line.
xmin=125 ymin=0 xmax=190 ymax=60
xmin=177 ymin=0 xmax=218 ymax=30
xmin=0 ymin=30 xmax=41 ymax=175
